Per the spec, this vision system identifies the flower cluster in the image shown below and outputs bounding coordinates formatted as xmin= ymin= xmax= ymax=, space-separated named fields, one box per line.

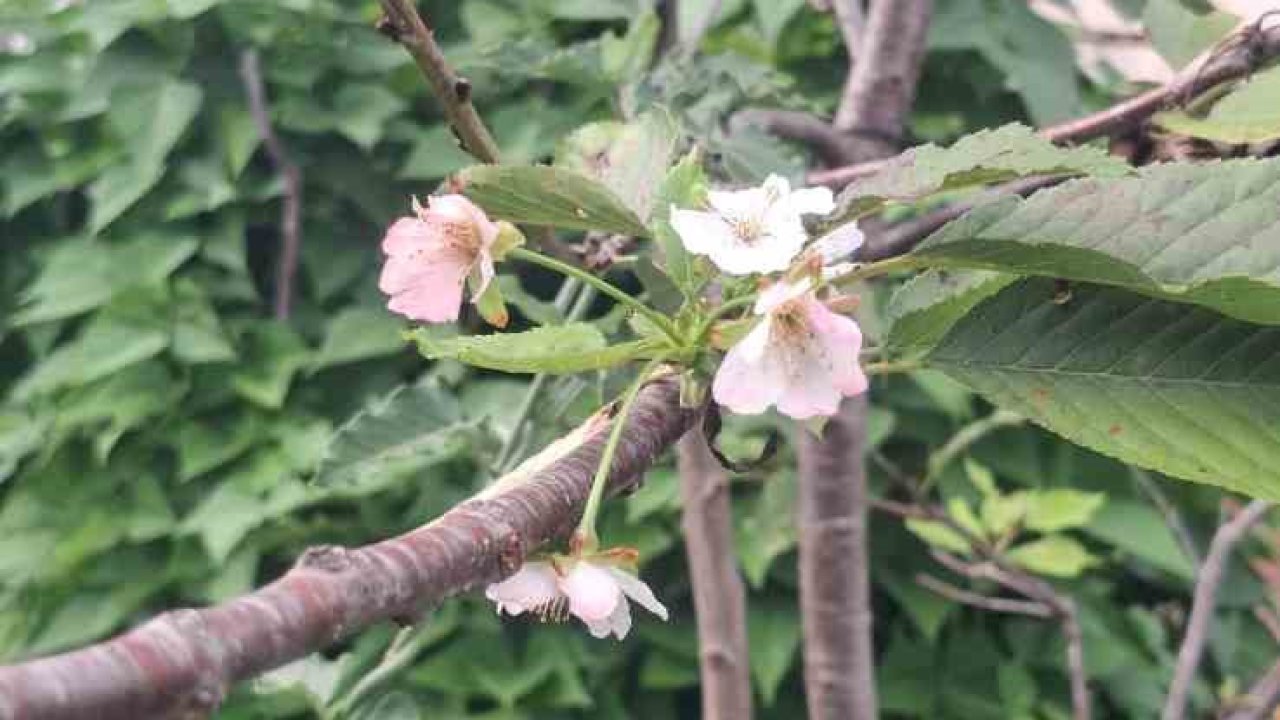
xmin=671 ymin=174 xmax=869 ymax=420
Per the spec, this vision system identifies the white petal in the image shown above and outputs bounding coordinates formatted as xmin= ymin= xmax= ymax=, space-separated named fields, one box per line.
xmin=810 ymin=222 xmax=864 ymax=264
xmin=670 ymin=207 xmax=738 ymax=257
xmin=785 ymin=186 xmax=836 ymax=216
xmin=712 ymin=320 xmax=788 ymax=415
xmin=609 ymin=568 xmax=668 ymax=621
xmin=584 ymin=594 xmax=632 ymax=640
xmin=707 ymin=186 xmax=768 ymax=220
xmin=561 ymin=562 xmax=621 ymax=622
xmin=485 ymin=562 xmax=561 ymax=616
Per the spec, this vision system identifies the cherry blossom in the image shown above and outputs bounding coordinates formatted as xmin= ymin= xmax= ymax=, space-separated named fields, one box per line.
xmin=484 ymin=557 xmax=668 ymax=640
xmin=670 ymin=174 xmax=835 ymax=275
xmin=378 ymin=194 xmax=500 ymax=323
xmin=713 ymin=277 xmax=868 ymax=419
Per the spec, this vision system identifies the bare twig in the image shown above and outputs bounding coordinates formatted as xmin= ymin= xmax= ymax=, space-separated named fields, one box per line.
xmin=731 ymin=109 xmax=860 ymax=166
xmin=915 ymin=573 xmax=1054 ymax=618
xmin=0 ymin=379 xmax=693 ymax=719
xmin=1163 ymin=500 xmax=1274 ymax=720
xmin=1224 ymin=656 xmax=1280 ymax=720
xmin=678 ymin=432 xmax=752 ymax=720
xmin=1131 ymin=467 xmax=1202 ymax=571
xmin=377 ymin=0 xmax=500 ymax=164
xmin=239 ymin=49 xmax=303 ymax=320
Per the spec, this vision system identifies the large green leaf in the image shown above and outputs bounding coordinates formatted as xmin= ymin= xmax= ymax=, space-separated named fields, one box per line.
xmin=313 ymin=383 xmax=478 ymax=490
xmin=914 ymin=159 xmax=1280 ymax=325
xmin=556 ymin=110 xmax=680 ymax=222
xmin=409 ymin=323 xmax=656 ymax=374
xmin=1143 ymin=0 xmax=1236 ymax=70
xmin=925 ymin=278 xmax=1280 ymax=499
xmin=834 ymin=124 xmax=1129 ymax=220
xmin=457 ymin=165 xmax=650 ymax=237
xmin=1155 ymin=65 xmax=1280 ymax=144
xmin=886 ymin=269 xmax=1016 ymax=357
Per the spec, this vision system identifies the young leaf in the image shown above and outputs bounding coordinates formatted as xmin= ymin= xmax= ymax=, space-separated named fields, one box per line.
xmin=905 ymin=519 xmax=972 ymax=554
xmin=408 ymin=323 xmax=657 ymax=374
xmin=925 ymin=278 xmax=1280 ymax=499
xmin=457 ymin=165 xmax=649 ymax=237
xmin=1154 ymin=65 xmax=1280 ymax=144
xmin=1023 ymin=489 xmax=1106 ymax=532
xmin=313 ymin=383 xmax=478 ymax=489
xmin=914 ymin=158 xmax=1280 ymax=325
xmin=1005 ymin=535 xmax=1098 ymax=578
xmin=832 ymin=124 xmax=1130 ymax=221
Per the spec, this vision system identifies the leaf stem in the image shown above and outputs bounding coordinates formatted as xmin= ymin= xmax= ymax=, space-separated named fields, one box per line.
xmin=864 ymin=358 xmax=922 ymax=375
xmin=328 ymin=619 xmax=436 ymax=718
xmin=692 ymin=294 xmax=758 ymax=346
xmin=829 ymin=254 xmax=922 ymax=287
xmin=510 ymin=247 xmax=680 ymax=344
xmin=576 ymin=357 xmax=666 ymax=544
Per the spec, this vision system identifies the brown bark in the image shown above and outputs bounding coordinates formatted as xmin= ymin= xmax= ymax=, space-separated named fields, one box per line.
xmin=797 ymin=395 xmax=877 ymax=720
xmin=0 ymin=379 xmax=693 ymax=720
xmin=678 ymin=433 xmax=752 ymax=720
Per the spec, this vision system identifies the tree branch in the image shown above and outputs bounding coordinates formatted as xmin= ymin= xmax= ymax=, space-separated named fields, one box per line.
xmin=1224 ymin=655 xmax=1280 ymax=720
xmin=377 ymin=0 xmax=500 ymax=164
xmin=0 ymin=379 xmax=693 ymax=720
xmin=1131 ymin=467 xmax=1202 ymax=572
xmin=677 ymin=432 xmax=752 ymax=720
xmin=238 ymin=49 xmax=303 ymax=320
xmin=730 ymin=109 xmax=860 ymax=167
xmin=809 ymin=18 xmax=1280 ymax=190
xmin=1163 ymin=500 xmax=1274 ymax=720
xmin=915 ymin=573 xmax=1053 ymax=618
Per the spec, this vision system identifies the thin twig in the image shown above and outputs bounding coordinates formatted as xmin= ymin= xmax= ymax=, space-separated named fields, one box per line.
xmin=1131 ymin=467 xmax=1202 ymax=571
xmin=678 ymin=432 xmax=752 ymax=720
xmin=327 ymin=619 xmax=436 ymax=717
xmin=1163 ymin=500 xmax=1274 ymax=720
xmin=239 ymin=49 xmax=303 ymax=320
xmin=1224 ymin=656 xmax=1280 ymax=720
xmin=915 ymin=573 xmax=1053 ymax=618
xmin=377 ymin=0 xmax=500 ymax=164
xmin=731 ymin=109 xmax=860 ymax=166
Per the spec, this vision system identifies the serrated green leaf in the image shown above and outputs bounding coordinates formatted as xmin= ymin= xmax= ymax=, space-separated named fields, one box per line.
xmin=1155 ymin=65 xmax=1280 ymax=144
xmin=311 ymin=308 xmax=404 ymax=371
xmin=650 ymin=149 xmax=709 ymax=295
xmin=557 ymin=111 xmax=678 ymax=222
xmin=914 ymin=159 xmax=1280 ymax=325
xmin=1024 ymin=489 xmax=1106 ymax=532
xmin=747 ymin=601 xmax=801 ymax=707
xmin=230 ymin=324 xmax=311 ymax=410
xmin=1006 ymin=535 xmax=1098 ymax=577
xmin=834 ymin=124 xmax=1130 ymax=221
xmin=409 ymin=323 xmax=655 ymax=374
xmin=314 ymin=383 xmax=477 ymax=489
xmin=925 ymin=278 xmax=1280 ymax=499
xmin=458 ymin=165 xmax=649 ymax=237
xmin=886 ymin=269 xmax=1016 ymax=358
xmin=12 ymin=311 xmax=168 ymax=401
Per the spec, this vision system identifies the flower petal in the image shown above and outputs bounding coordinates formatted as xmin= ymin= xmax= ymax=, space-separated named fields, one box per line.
xmin=485 ymin=562 xmax=562 ymax=616
xmin=807 ymin=300 xmax=868 ymax=397
xmin=385 ymin=272 xmax=467 ymax=322
xmin=381 ymin=217 xmax=430 ymax=257
xmin=810 ymin=222 xmax=864 ymax=264
xmin=713 ymin=320 xmax=788 ymax=415
xmin=609 ymin=568 xmax=668 ymax=621
xmin=670 ymin=207 xmax=738 ymax=257
xmin=754 ymin=277 xmax=813 ymax=315
xmin=785 ymin=186 xmax=835 ymax=216
xmin=584 ymin=594 xmax=632 ymax=640
xmin=561 ymin=561 xmax=621 ymax=622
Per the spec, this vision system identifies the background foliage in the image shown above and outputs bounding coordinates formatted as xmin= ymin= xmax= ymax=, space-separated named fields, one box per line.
xmin=2 ymin=0 xmax=1278 ymax=718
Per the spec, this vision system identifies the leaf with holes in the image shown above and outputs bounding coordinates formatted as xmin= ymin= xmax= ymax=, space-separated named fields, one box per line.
xmin=457 ymin=165 xmax=649 ymax=237
xmin=925 ymin=278 xmax=1280 ymax=499
xmin=913 ymin=158 xmax=1280 ymax=325
xmin=832 ymin=124 xmax=1130 ymax=221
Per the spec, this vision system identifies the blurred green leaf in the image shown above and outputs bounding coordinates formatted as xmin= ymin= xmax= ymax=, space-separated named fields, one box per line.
xmin=312 ymin=308 xmax=405 ymax=371
xmin=458 ymin=164 xmax=650 ymax=237
xmin=1155 ymin=65 xmax=1280 ymax=143
xmin=905 ymin=518 xmax=971 ymax=554
xmin=1023 ymin=490 xmax=1106 ymax=533
xmin=1143 ymin=0 xmax=1236 ymax=69
xmin=410 ymin=324 xmax=655 ymax=374
xmin=748 ymin=601 xmax=801 ymax=706
xmin=1006 ymin=535 xmax=1098 ymax=578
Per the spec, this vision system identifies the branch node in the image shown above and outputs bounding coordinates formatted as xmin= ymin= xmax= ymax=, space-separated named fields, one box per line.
xmin=453 ymin=77 xmax=472 ymax=102
xmin=297 ymin=545 xmax=357 ymax=573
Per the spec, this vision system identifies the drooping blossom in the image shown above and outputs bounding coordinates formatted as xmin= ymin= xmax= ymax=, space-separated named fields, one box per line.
xmin=670 ymin=174 xmax=835 ymax=275
xmin=712 ymin=277 xmax=868 ymax=419
xmin=378 ymin=194 xmax=500 ymax=323
xmin=485 ymin=557 xmax=668 ymax=640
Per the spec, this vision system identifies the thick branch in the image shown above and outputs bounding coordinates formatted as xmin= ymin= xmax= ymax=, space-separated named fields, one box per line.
xmin=239 ymin=49 xmax=303 ymax=320
xmin=797 ymin=395 xmax=877 ymax=720
xmin=677 ymin=432 xmax=752 ymax=720
xmin=1163 ymin=500 xmax=1274 ymax=720
xmin=378 ymin=0 xmax=500 ymax=164
xmin=0 ymin=379 xmax=693 ymax=720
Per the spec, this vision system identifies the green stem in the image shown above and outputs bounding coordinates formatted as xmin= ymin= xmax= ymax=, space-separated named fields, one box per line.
xmin=328 ymin=620 xmax=436 ymax=717
xmin=864 ymin=358 xmax=922 ymax=375
xmin=692 ymin=294 xmax=757 ymax=346
xmin=576 ymin=357 xmax=665 ymax=544
xmin=827 ymin=254 xmax=922 ymax=288
xmin=509 ymin=247 xmax=680 ymax=344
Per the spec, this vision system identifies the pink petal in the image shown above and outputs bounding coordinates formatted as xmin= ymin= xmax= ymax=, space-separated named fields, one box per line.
xmin=561 ymin=562 xmax=621 ymax=622
xmin=754 ymin=278 xmax=813 ymax=315
xmin=379 ymin=239 xmax=473 ymax=322
xmin=608 ymin=568 xmax=668 ymax=620
xmin=583 ymin=595 xmax=632 ymax=640
xmin=485 ymin=562 xmax=562 ymax=616
xmin=712 ymin=320 xmax=788 ymax=415
xmin=381 ymin=217 xmax=431 ymax=257
xmin=430 ymin=194 xmax=500 ymax=248
xmin=806 ymin=299 xmax=868 ymax=397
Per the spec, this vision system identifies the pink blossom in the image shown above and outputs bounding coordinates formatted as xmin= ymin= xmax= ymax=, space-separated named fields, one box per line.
xmin=713 ymin=278 xmax=868 ymax=419
xmin=378 ymin=195 xmax=499 ymax=323
xmin=484 ymin=558 xmax=668 ymax=640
